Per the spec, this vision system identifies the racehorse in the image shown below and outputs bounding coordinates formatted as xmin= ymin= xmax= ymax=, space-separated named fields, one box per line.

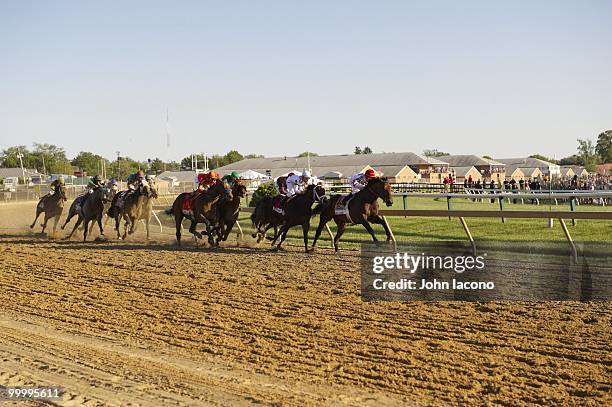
xmin=218 ymin=182 xmax=247 ymax=242
xmin=268 ymin=184 xmax=326 ymax=252
xmin=166 ymin=181 xmax=233 ymax=247
xmin=107 ymin=181 xmax=152 ymax=240
xmin=310 ymin=177 xmax=393 ymax=252
xmin=250 ymin=195 xmax=282 ymax=243
xmin=30 ymin=184 xmax=67 ymax=235
xmin=135 ymin=180 xmax=159 ymax=240
xmin=62 ymin=187 xmax=111 ymax=241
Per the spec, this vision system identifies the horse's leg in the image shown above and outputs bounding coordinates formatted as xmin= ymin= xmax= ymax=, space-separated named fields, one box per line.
xmin=97 ymin=215 xmax=104 ymax=236
xmin=302 ymin=221 xmax=310 ymax=252
xmin=333 ymin=222 xmax=347 ymax=252
xmin=275 ymin=224 xmax=290 ymax=250
xmin=311 ymin=214 xmax=331 ymax=251
xmin=83 ymin=219 xmax=90 ymax=242
xmin=41 ymin=213 xmax=50 ymax=234
xmin=369 ymin=214 xmax=392 ymax=241
xmin=223 ymin=221 xmax=235 ymax=241
xmin=361 ymin=220 xmax=379 ymax=243
xmin=52 ymin=214 xmax=60 ymax=237
xmin=61 ymin=212 xmax=71 ymax=230
xmin=30 ymin=209 xmax=42 ymax=229
xmin=128 ymin=215 xmax=137 ymax=234
xmin=122 ymin=215 xmax=129 ymax=240
xmin=114 ymin=211 xmax=121 ymax=238
xmin=174 ymin=211 xmax=183 ymax=246
xmin=66 ymin=216 xmax=82 ymax=239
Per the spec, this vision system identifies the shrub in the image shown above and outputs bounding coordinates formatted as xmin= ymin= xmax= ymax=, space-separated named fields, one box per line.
xmin=249 ymin=181 xmax=277 ymax=206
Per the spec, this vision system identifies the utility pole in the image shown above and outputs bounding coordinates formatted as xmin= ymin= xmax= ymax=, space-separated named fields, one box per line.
xmin=116 ymin=151 xmax=121 ymax=181
xmin=16 ymin=148 xmax=26 ymax=186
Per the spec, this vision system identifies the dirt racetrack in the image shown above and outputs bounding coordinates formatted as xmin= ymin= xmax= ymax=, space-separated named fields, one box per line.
xmin=0 ymin=201 xmax=610 ymax=406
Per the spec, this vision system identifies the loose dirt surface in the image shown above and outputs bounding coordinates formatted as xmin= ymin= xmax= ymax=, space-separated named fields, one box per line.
xmin=0 ymin=201 xmax=610 ymax=406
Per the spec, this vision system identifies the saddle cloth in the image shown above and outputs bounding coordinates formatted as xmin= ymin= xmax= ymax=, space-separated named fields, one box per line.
xmin=115 ymin=191 xmax=130 ymax=209
xmin=74 ymin=195 xmax=86 ymax=213
xmin=272 ymin=195 xmax=286 ymax=215
xmin=334 ymin=194 xmax=354 ymax=223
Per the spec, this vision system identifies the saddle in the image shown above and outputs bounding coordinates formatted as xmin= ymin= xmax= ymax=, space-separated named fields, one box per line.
xmin=115 ymin=191 xmax=130 ymax=208
xmin=334 ymin=194 xmax=354 ymax=223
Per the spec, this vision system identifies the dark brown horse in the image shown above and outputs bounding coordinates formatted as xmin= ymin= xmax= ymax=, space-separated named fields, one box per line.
xmin=30 ymin=184 xmax=67 ymax=235
xmin=250 ymin=196 xmax=282 ymax=243
xmin=166 ymin=181 xmax=233 ymax=246
xmin=269 ymin=184 xmax=326 ymax=252
xmin=219 ymin=182 xmax=247 ymax=242
xmin=62 ymin=187 xmax=111 ymax=241
xmin=311 ymin=177 xmax=393 ymax=252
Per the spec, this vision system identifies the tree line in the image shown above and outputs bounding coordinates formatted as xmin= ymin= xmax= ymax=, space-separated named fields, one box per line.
xmin=0 ymin=146 xmax=263 ymax=180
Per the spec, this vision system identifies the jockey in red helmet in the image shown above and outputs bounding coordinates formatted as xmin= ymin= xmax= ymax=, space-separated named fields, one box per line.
xmin=349 ymin=169 xmax=376 ymax=194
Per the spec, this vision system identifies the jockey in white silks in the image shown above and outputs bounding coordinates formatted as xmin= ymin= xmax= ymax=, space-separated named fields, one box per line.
xmin=286 ymin=170 xmax=312 ymax=197
xmin=349 ymin=168 xmax=376 ymax=194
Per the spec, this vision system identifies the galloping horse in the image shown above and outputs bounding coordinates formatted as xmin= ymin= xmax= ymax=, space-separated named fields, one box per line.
xmin=30 ymin=184 xmax=67 ymax=235
xmin=250 ymin=195 xmax=282 ymax=243
xmin=311 ymin=177 xmax=393 ymax=252
xmin=269 ymin=184 xmax=326 ymax=252
xmin=166 ymin=181 xmax=233 ymax=247
xmin=107 ymin=181 xmax=152 ymax=240
xmin=62 ymin=187 xmax=111 ymax=241
xmin=135 ymin=180 xmax=159 ymax=240
xmin=219 ymin=182 xmax=247 ymax=242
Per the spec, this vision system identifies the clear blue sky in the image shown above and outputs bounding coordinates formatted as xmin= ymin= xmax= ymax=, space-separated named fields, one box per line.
xmin=1 ymin=0 xmax=611 ymax=162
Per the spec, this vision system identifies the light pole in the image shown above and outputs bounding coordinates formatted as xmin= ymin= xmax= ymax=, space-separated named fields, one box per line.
xmin=306 ymin=141 xmax=311 ymax=172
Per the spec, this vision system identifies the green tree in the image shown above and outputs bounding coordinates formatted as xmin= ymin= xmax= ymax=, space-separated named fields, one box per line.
xmin=223 ymin=150 xmax=244 ymax=165
xmin=559 ymin=154 xmax=582 ymax=166
xmin=72 ymin=151 xmax=109 ymax=175
xmin=108 ymin=156 xmax=142 ymax=181
xmin=244 ymin=154 xmax=264 ymax=159
xmin=149 ymin=158 xmax=165 ymax=173
xmin=0 ymin=146 xmax=31 ymax=168
xmin=297 ymin=151 xmax=318 ymax=157
xmin=249 ymin=181 xmax=277 ymax=207
xmin=528 ymin=154 xmax=559 ymax=165
xmin=363 ymin=146 xmax=373 ymax=154
xmin=422 ymin=149 xmax=448 ymax=157
xmin=576 ymin=139 xmax=599 ymax=171
xmin=354 ymin=146 xmax=362 ymax=155
xmin=30 ymin=143 xmax=68 ymax=174
xmin=482 ymin=155 xmax=492 ymax=159
xmin=595 ymin=130 xmax=612 ymax=163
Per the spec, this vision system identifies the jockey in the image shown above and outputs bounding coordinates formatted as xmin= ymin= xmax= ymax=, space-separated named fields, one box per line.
xmin=286 ymin=169 xmax=311 ymax=198
xmin=107 ymin=178 xmax=119 ymax=191
xmin=221 ymin=171 xmax=241 ymax=187
xmin=48 ymin=176 xmax=65 ymax=195
xmin=274 ymin=172 xmax=295 ymax=196
xmin=349 ymin=168 xmax=376 ymax=194
xmin=87 ymin=175 xmax=104 ymax=194
xmin=127 ymin=170 xmax=145 ymax=190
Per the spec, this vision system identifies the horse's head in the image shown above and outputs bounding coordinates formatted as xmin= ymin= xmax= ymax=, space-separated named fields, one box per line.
xmin=367 ymin=177 xmax=393 ymax=207
xmin=232 ymin=182 xmax=247 ymax=199
xmin=98 ymin=187 xmax=112 ymax=203
xmin=312 ymin=184 xmax=326 ymax=203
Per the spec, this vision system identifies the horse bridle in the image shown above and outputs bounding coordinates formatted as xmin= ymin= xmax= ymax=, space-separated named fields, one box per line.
xmin=313 ymin=186 xmax=325 ymax=202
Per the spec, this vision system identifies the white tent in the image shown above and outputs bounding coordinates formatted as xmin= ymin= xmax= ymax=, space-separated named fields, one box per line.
xmin=239 ymin=169 xmax=269 ymax=180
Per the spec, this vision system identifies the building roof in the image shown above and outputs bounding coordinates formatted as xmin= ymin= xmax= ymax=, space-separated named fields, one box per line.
xmin=0 ymin=168 xmax=39 ymax=179
xmin=560 ymin=165 xmax=587 ymax=175
xmin=495 ymin=157 xmax=557 ymax=168
xmin=215 ymin=152 xmax=449 ymax=179
xmin=158 ymin=170 xmax=196 ymax=183
xmin=373 ymin=165 xmax=418 ymax=177
xmin=450 ymin=166 xmax=479 ymax=177
xmin=439 ymin=155 xmax=505 ymax=167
